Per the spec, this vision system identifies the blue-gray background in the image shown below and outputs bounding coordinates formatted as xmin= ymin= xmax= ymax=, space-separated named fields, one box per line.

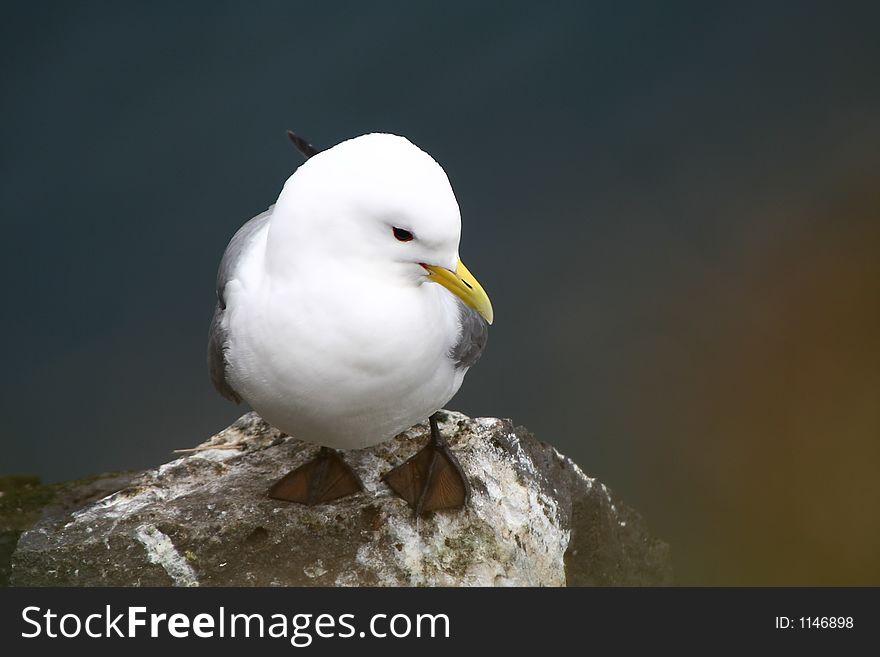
xmin=2 ymin=1 xmax=879 ymax=585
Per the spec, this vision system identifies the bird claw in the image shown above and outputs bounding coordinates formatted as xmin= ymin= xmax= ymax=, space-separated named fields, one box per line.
xmin=383 ymin=435 xmax=470 ymax=516
xmin=268 ymin=447 xmax=363 ymax=505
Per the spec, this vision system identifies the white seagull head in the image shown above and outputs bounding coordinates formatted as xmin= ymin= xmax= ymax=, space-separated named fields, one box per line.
xmin=266 ymin=133 xmax=493 ymax=324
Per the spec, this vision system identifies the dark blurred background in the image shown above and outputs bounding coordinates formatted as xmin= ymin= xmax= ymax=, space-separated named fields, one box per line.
xmin=1 ymin=1 xmax=878 ymax=585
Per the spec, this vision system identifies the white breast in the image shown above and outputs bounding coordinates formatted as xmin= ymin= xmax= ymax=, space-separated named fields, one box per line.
xmin=223 ymin=241 xmax=464 ymax=449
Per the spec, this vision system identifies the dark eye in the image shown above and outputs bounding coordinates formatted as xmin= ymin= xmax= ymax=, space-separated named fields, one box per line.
xmin=392 ymin=227 xmax=414 ymax=242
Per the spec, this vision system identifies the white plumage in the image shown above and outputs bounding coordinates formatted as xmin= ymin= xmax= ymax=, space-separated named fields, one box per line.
xmin=210 ymin=133 xmax=491 ymax=452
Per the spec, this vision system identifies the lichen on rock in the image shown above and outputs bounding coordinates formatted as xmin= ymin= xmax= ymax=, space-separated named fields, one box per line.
xmin=9 ymin=411 xmax=672 ymax=586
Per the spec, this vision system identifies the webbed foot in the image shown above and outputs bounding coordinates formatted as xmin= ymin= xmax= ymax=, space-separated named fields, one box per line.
xmin=268 ymin=446 xmax=363 ymax=505
xmin=383 ymin=413 xmax=470 ymax=515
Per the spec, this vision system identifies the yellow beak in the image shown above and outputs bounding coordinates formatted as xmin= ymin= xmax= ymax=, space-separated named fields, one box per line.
xmin=423 ymin=259 xmax=494 ymax=325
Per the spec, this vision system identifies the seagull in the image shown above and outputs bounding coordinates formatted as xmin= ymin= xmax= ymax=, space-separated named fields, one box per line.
xmin=208 ymin=132 xmax=493 ymax=515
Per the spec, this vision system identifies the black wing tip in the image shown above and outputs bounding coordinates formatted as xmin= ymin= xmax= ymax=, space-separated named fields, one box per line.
xmin=286 ymin=130 xmax=320 ymax=159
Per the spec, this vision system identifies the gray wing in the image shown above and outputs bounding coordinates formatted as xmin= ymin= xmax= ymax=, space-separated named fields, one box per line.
xmin=450 ymin=299 xmax=489 ymax=369
xmin=207 ymin=207 xmax=273 ymax=402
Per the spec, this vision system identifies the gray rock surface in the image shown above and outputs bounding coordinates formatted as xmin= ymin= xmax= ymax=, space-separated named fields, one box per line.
xmin=11 ymin=411 xmax=672 ymax=586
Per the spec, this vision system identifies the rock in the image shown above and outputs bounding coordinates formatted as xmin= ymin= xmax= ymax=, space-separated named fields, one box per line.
xmin=0 ymin=472 xmax=135 ymax=586
xmin=10 ymin=411 xmax=672 ymax=586
xmin=0 ymin=475 xmax=53 ymax=587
